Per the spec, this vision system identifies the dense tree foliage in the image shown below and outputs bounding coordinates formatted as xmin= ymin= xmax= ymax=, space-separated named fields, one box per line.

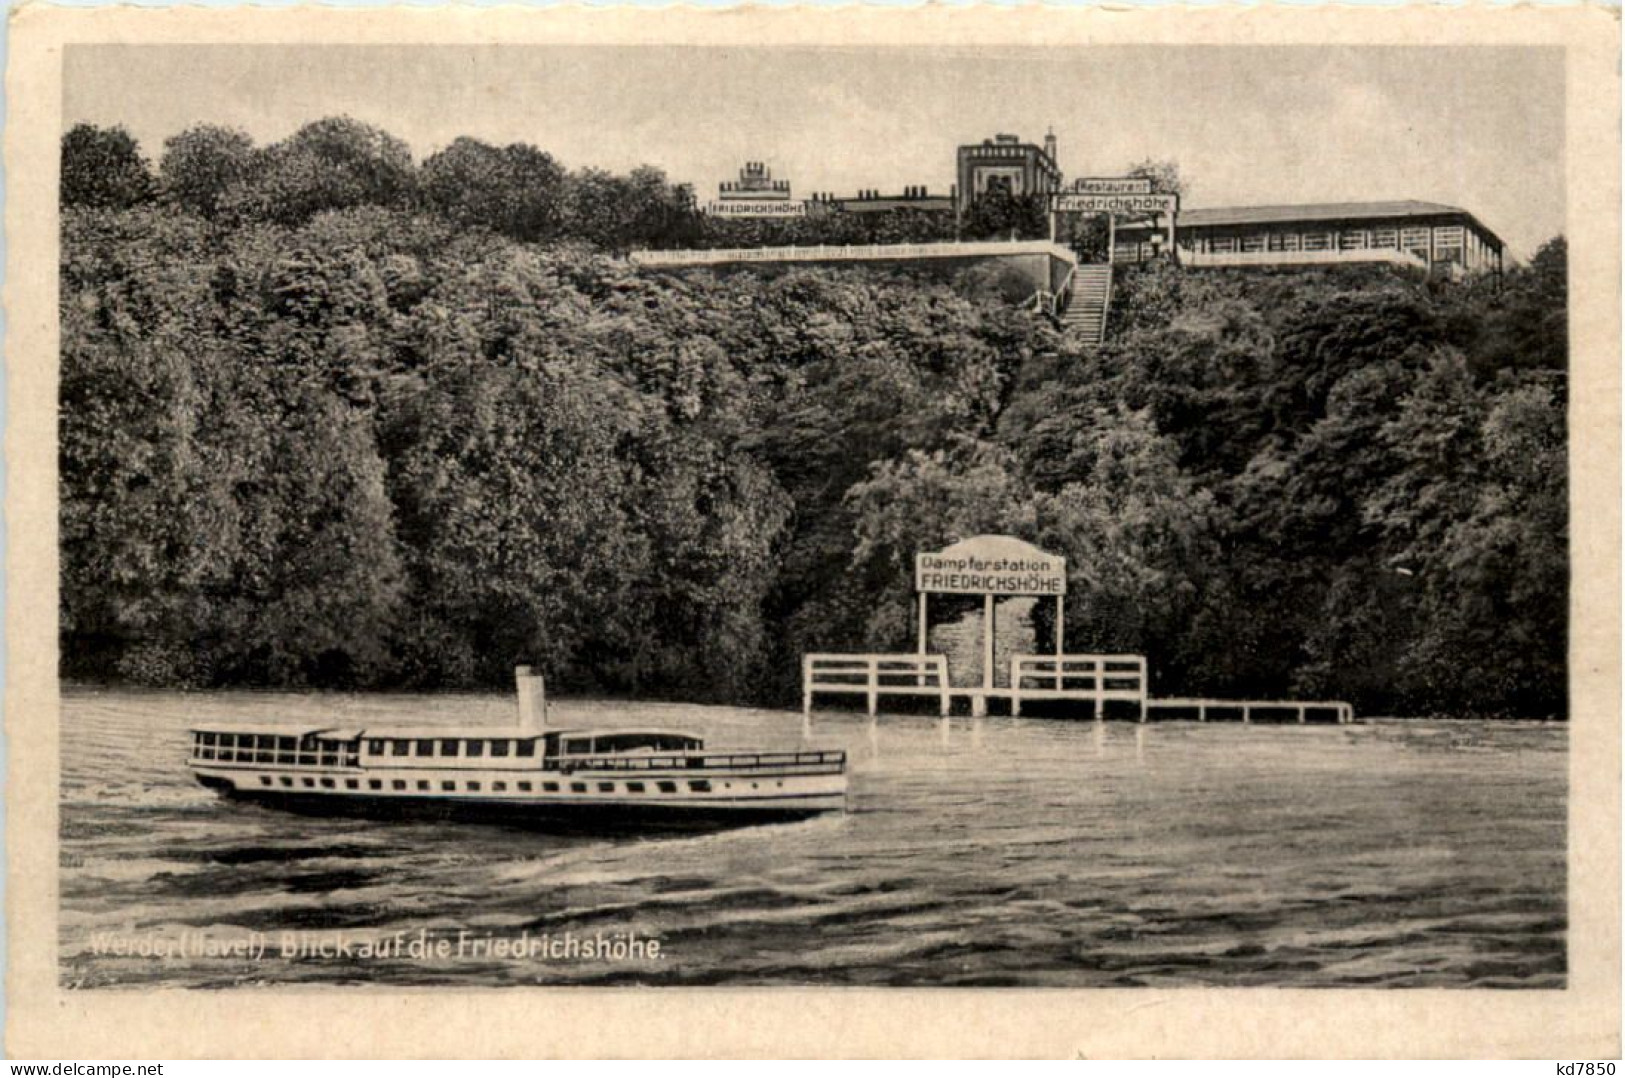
xmin=158 ymin=125 xmax=257 ymax=219
xmin=993 ymin=254 xmax=1568 ymax=716
xmin=60 ymin=192 xmax=1048 ymax=701
xmin=62 ymin=124 xmax=157 ymax=210
xmin=60 ymin=121 xmax=1568 ymax=717
xmin=419 ymin=138 xmax=568 ymax=243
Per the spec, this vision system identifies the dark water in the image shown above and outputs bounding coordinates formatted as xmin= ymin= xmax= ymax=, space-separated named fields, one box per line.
xmin=59 ymin=688 xmax=1566 ymax=988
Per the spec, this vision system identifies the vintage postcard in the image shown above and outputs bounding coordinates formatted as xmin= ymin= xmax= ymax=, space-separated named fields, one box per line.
xmin=5 ymin=3 xmax=1619 ymax=1060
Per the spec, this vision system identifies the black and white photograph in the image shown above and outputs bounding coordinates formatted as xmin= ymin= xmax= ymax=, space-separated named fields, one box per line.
xmin=7 ymin=4 xmax=1619 ymax=1060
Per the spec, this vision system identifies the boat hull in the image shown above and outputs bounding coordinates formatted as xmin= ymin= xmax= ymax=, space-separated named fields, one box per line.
xmin=192 ymin=767 xmax=846 ymax=832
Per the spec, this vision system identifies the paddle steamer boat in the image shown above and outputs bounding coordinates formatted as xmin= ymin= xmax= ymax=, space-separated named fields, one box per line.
xmin=187 ymin=668 xmax=847 ymax=824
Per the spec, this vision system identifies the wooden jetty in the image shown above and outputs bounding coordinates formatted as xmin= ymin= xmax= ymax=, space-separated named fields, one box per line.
xmin=801 ymin=534 xmax=1354 ymax=726
xmin=803 ymin=651 xmax=1353 ymax=724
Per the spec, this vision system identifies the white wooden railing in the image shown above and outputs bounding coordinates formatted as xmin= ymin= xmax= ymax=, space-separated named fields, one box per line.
xmin=1099 ymin=263 xmax=1113 ymax=331
xmin=802 ymin=653 xmax=952 ymax=717
xmin=1009 ymin=653 xmax=1148 ymax=718
xmin=1151 ymin=697 xmax=1354 ymax=725
xmin=1028 ymin=260 xmax=1081 ymax=322
xmin=800 ymin=649 xmax=1354 ymax=725
xmin=1180 ymin=248 xmax=1428 ymax=271
xmin=631 ymin=240 xmax=1079 ymax=268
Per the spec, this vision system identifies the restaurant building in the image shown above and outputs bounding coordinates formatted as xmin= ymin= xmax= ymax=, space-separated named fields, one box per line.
xmin=701 ymin=144 xmax=1507 ymax=278
xmin=1114 ymin=200 xmax=1505 ymax=276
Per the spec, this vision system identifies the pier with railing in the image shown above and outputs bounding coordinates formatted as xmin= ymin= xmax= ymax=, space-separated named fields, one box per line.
xmin=803 ymin=651 xmax=1352 ymax=724
xmin=800 ymin=534 xmax=1354 ymax=725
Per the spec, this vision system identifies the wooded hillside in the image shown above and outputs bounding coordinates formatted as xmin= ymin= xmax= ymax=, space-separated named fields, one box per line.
xmin=60 ymin=119 xmax=1568 ymax=717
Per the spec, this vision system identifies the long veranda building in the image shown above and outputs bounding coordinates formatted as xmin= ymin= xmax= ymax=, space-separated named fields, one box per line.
xmin=1113 ymin=199 xmax=1506 ymax=276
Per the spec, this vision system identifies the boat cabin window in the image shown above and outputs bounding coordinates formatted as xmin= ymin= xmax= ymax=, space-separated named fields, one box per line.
xmin=551 ymin=733 xmax=703 ymax=756
xmin=467 ymin=740 xmax=485 ymax=758
xmin=390 ymin=740 xmax=410 ymax=757
xmin=588 ymin=733 xmax=702 ymax=754
xmin=515 ymin=740 xmax=536 ymax=757
xmin=416 ymin=740 xmax=435 ymax=756
xmin=440 ymin=739 xmax=460 ymax=757
xmin=490 ymin=740 xmax=510 ymax=757
xmin=368 ymin=739 xmax=385 ymax=755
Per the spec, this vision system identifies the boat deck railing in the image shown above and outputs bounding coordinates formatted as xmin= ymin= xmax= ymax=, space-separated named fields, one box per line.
xmin=193 ymin=745 xmax=846 ymax=772
xmin=191 ymin=746 xmax=360 ymax=768
xmin=557 ymin=750 xmax=846 ymax=773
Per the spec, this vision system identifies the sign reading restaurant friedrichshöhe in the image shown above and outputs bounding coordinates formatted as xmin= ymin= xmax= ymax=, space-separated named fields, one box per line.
xmin=1073 ymin=177 xmax=1155 ymax=195
xmin=1052 ymin=192 xmax=1178 ymax=215
xmin=915 ymin=535 xmax=1067 ymax=596
xmin=703 ymin=200 xmax=808 ymax=217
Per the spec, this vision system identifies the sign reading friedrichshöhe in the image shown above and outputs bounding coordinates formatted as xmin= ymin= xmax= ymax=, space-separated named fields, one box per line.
xmin=703 ymin=200 xmax=808 ymax=217
xmin=1052 ymin=192 xmax=1178 ymax=215
xmin=1073 ymin=177 xmax=1154 ymax=195
xmin=915 ymin=535 xmax=1067 ymax=596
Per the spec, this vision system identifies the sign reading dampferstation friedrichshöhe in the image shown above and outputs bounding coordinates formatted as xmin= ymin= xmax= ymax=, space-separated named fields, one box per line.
xmin=915 ymin=536 xmax=1067 ymax=596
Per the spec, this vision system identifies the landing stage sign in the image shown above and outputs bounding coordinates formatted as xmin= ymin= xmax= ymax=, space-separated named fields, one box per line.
xmin=915 ymin=535 xmax=1067 ymax=596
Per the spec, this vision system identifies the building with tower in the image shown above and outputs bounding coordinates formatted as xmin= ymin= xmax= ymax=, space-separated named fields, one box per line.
xmin=955 ymin=132 xmax=1063 ymax=213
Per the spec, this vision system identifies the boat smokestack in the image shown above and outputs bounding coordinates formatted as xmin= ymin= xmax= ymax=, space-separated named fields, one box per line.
xmin=516 ymin=665 xmax=547 ymax=732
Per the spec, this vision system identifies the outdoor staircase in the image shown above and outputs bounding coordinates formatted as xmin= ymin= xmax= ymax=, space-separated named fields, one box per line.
xmin=1059 ymin=264 xmax=1113 ymax=347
